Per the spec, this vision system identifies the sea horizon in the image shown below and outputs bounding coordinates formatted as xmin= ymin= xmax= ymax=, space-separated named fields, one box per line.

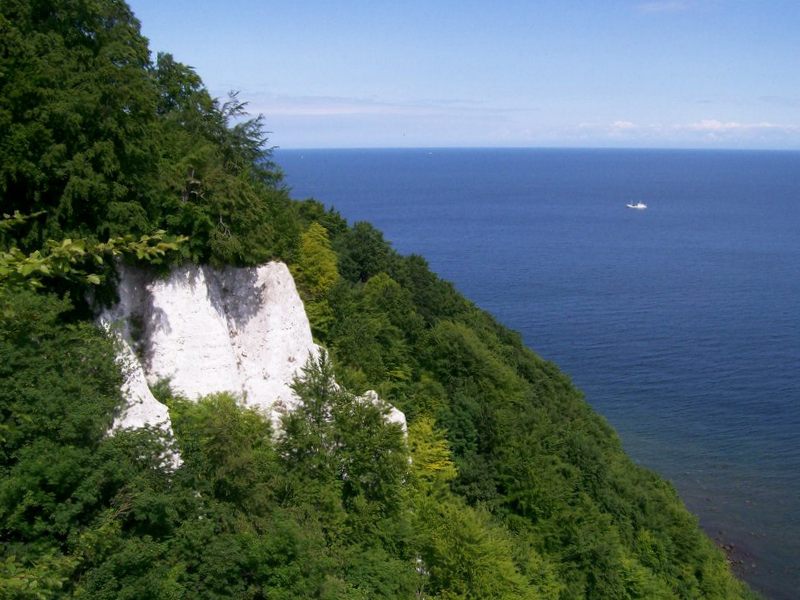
xmin=277 ymin=147 xmax=800 ymax=599
xmin=276 ymin=145 xmax=800 ymax=153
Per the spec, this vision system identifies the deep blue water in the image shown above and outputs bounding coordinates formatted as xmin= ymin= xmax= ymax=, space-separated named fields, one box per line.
xmin=277 ymin=148 xmax=800 ymax=599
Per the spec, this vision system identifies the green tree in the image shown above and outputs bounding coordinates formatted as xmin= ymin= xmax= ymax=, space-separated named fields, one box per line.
xmin=337 ymin=222 xmax=394 ymax=283
xmin=0 ymin=1 xmax=294 ymax=267
xmin=279 ymin=353 xmax=415 ymax=597
xmin=0 ymin=0 xmax=159 ymax=244
xmin=292 ymin=222 xmax=339 ymax=338
xmin=168 ymin=392 xmax=275 ymax=506
xmin=152 ymin=56 xmax=294 ymax=266
xmin=408 ymin=417 xmax=457 ymax=493
xmin=0 ymin=288 xmax=176 ymax=597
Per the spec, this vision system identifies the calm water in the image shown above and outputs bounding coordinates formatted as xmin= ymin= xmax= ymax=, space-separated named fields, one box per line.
xmin=277 ymin=148 xmax=800 ymax=599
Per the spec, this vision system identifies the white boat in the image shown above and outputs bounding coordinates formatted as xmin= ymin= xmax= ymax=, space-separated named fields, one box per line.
xmin=626 ymin=201 xmax=647 ymax=210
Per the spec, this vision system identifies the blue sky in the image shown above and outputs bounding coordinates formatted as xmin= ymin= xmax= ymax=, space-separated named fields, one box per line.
xmin=128 ymin=1 xmax=800 ymax=149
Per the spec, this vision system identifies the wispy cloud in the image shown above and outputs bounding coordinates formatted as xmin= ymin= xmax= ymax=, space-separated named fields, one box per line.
xmin=759 ymin=95 xmax=800 ymax=108
xmin=636 ymin=1 xmax=690 ymax=13
xmin=588 ymin=118 xmax=797 ymax=135
xmin=228 ymin=90 xmax=800 ymax=148
xmin=242 ymin=93 xmax=535 ymax=120
xmin=682 ymin=119 xmax=794 ymax=133
xmin=635 ymin=1 xmax=720 ymax=16
xmin=250 ymin=95 xmax=432 ymax=117
xmin=237 ymin=93 xmax=545 ymax=147
xmin=573 ymin=119 xmax=800 ymax=146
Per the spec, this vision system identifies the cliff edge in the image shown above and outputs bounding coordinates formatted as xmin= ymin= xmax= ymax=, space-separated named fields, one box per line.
xmin=101 ymin=261 xmax=322 ymax=434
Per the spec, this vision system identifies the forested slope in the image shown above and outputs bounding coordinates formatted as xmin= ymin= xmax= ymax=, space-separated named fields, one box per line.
xmin=0 ymin=2 xmax=755 ymax=598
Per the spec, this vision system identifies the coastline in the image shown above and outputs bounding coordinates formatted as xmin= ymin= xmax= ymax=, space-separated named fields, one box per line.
xmin=277 ymin=146 xmax=800 ymax=599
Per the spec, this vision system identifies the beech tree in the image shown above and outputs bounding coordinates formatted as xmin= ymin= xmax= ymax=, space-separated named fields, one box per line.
xmin=292 ymin=223 xmax=339 ymax=338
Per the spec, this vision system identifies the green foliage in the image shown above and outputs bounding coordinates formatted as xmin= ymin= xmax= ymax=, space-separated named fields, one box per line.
xmin=0 ymin=0 xmax=294 ymax=268
xmin=169 ymin=392 xmax=274 ymax=505
xmin=282 ymin=352 xmax=408 ymax=515
xmin=0 ymin=1 xmax=757 ymax=597
xmin=414 ymin=498 xmax=548 ymax=600
xmin=152 ymin=75 xmax=296 ymax=266
xmin=296 ymin=199 xmax=350 ymax=239
xmin=0 ymin=289 xmax=120 ymax=462
xmin=0 ymin=551 xmax=78 ymax=600
xmin=408 ymin=418 xmax=561 ymax=599
xmin=294 ymin=223 xmax=339 ymax=298
xmin=292 ymin=223 xmax=339 ymax=338
xmin=0 ymin=225 xmax=185 ymax=291
xmin=336 ymin=222 xmax=395 ymax=283
xmin=408 ymin=417 xmax=458 ymax=491
xmin=0 ymin=288 xmax=176 ymax=597
xmin=0 ymin=0 xmax=159 ymax=243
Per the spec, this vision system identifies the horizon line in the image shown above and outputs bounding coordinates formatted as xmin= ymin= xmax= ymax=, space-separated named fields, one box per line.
xmin=274 ymin=145 xmax=800 ymax=153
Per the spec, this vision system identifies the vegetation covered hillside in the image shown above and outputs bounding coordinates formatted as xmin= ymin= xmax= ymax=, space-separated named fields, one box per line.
xmin=0 ymin=2 xmax=756 ymax=598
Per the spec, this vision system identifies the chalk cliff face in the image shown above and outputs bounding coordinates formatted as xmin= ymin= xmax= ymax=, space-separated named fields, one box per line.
xmin=101 ymin=261 xmax=320 ymax=431
xmin=101 ymin=261 xmax=405 ymax=441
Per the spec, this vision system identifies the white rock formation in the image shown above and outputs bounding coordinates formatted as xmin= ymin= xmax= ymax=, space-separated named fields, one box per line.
xmin=361 ymin=390 xmax=408 ymax=434
xmin=143 ymin=265 xmax=242 ymax=403
xmin=110 ymin=338 xmax=174 ymax=433
xmin=97 ymin=267 xmax=181 ymax=466
xmin=108 ymin=338 xmax=182 ymax=468
xmin=101 ymin=260 xmax=405 ymax=445
xmin=98 ymin=267 xmax=174 ymax=433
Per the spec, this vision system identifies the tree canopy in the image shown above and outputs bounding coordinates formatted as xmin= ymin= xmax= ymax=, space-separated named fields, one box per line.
xmin=0 ymin=1 xmax=758 ymax=598
xmin=0 ymin=0 xmax=295 ymax=268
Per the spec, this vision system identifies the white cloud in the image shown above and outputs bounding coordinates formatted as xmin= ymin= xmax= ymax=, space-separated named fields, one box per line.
xmin=564 ymin=118 xmax=799 ymax=148
xmin=250 ymin=95 xmax=432 ymax=118
xmin=685 ymin=119 xmax=744 ymax=131
xmin=591 ymin=118 xmax=796 ymax=136
xmin=682 ymin=119 xmax=793 ymax=132
xmin=240 ymin=93 xmax=532 ymax=120
xmin=224 ymin=90 xmax=800 ymax=148
xmin=239 ymin=93 xmax=540 ymax=148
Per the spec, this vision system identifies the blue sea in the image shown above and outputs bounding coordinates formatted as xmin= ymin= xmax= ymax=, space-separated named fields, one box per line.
xmin=277 ymin=148 xmax=800 ymax=599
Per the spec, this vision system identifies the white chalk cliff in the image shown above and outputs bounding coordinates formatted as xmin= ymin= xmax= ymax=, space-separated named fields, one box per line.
xmin=100 ymin=261 xmax=405 ymax=442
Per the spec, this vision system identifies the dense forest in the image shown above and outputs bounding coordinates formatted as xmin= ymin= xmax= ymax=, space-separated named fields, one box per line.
xmin=0 ymin=1 xmax=757 ymax=598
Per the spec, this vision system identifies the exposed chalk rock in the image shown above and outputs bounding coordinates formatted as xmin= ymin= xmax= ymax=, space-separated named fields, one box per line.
xmin=361 ymin=390 xmax=407 ymax=433
xmin=103 ymin=261 xmax=320 ymax=419
xmin=144 ymin=265 xmax=242 ymax=403
xmin=98 ymin=268 xmax=172 ymax=432
xmin=101 ymin=260 xmax=404 ymax=447
xmin=98 ymin=296 xmax=181 ymax=467
xmin=110 ymin=338 xmax=174 ymax=433
xmin=112 ymin=339 xmax=182 ymax=468
xmin=216 ymin=264 xmax=321 ymax=419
